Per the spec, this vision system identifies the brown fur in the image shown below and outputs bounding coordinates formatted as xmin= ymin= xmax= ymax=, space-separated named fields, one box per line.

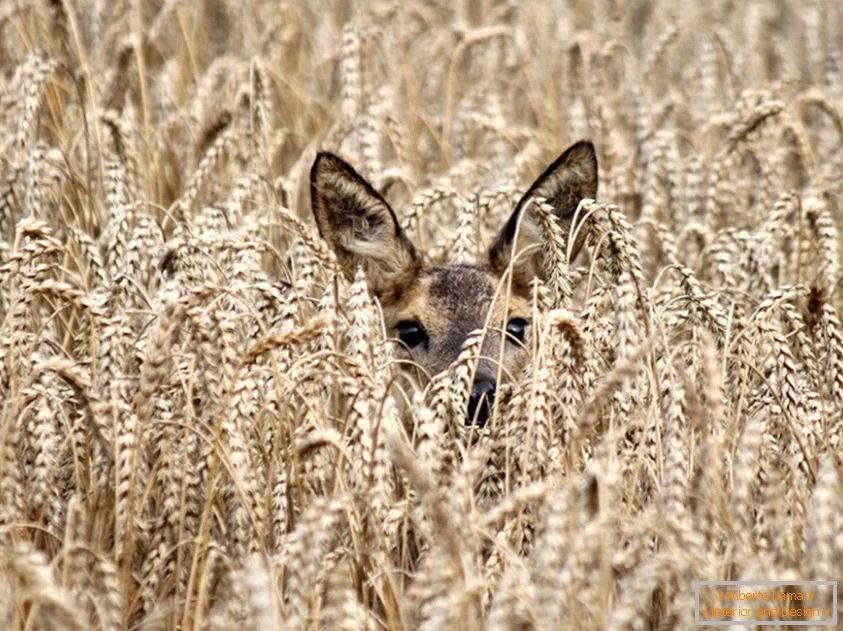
xmin=385 ymin=264 xmax=532 ymax=379
xmin=310 ymin=141 xmax=598 ymax=385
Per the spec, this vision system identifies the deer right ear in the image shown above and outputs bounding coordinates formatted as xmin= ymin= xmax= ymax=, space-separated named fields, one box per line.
xmin=310 ymin=152 xmax=421 ymax=298
xmin=488 ymin=140 xmax=597 ymax=286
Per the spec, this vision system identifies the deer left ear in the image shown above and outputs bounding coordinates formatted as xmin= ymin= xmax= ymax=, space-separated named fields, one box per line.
xmin=310 ymin=152 xmax=421 ymax=298
xmin=488 ymin=140 xmax=598 ymax=284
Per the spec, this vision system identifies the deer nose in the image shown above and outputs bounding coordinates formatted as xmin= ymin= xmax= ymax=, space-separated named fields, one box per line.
xmin=467 ymin=380 xmax=496 ymax=427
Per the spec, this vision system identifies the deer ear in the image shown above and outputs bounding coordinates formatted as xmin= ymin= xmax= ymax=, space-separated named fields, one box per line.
xmin=488 ymin=140 xmax=597 ymax=284
xmin=310 ymin=152 xmax=421 ymax=297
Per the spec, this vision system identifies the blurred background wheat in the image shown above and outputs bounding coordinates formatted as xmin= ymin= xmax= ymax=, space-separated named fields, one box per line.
xmin=0 ymin=1 xmax=841 ymax=629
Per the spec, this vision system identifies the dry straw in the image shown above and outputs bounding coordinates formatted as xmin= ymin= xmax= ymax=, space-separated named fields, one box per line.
xmin=0 ymin=1 xmax=841 ymax=629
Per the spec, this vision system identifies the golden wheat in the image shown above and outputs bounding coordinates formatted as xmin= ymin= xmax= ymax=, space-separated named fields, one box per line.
xmin=0 ymin=1 xmax=841 ymax=630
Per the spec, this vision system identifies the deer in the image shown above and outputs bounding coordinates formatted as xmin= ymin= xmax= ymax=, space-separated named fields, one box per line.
xmin=310 ymin=140 xmax=597 ymax=426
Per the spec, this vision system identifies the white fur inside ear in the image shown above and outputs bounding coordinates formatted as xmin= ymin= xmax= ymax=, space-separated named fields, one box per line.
xmin=351 ymin=215 xmax=372 ymax=239
xmin=513 ymin=197 xmax=543 ymax=244
xmin=508 ymin=196 xmax=545 ymax=275
xmin=339 ymin=230 xmax=415 ymax=285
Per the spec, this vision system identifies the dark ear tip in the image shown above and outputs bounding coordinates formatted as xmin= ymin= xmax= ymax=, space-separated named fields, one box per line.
xmin=311 ymin=151 xmax=347 ymax=181
xmin=314 ymin=151 xmax=341 ymax=163
xmin=568 ymin=139 xmax=597 ymax=164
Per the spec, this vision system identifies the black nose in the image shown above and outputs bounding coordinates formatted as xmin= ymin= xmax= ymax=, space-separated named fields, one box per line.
xmin=467 ymin=380 xmax=495 ymax=427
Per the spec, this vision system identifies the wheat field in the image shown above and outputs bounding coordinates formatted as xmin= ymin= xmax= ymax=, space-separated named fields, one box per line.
xmin=1 ymin=1 xmax=842 ymax=629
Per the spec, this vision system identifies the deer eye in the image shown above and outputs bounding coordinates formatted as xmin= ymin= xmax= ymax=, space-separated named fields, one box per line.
xmin=396 ymin=320 xmax=428 ymax=349
xmin=505 ymin=318 xmax=528 ymax=344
